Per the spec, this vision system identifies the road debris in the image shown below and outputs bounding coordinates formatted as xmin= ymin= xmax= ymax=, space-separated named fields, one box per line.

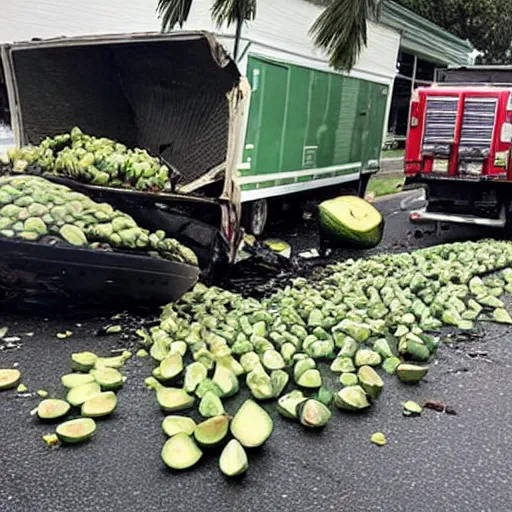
xmin=424 ymin=400 xmax=446 ymax=412
xmin=97 ymin=324 xmax=122 ymax=336
xmin=371 ymin=432 xmax=387 ymax=446
xmin=424 ymin=400 xmax=457 ymax=415
xmin=42 ymin=434 xmax=59 ymax=447
xmin=403 ymin=400 xmax=422 ymax=416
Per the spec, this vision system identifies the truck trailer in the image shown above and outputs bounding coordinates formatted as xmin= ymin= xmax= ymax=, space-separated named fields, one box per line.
xmin=0 ymin=32 xmax=248 ymax=306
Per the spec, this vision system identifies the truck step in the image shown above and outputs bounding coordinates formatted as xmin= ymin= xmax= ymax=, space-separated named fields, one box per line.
xmin=409 ymin=207 xmax=506 ymax=228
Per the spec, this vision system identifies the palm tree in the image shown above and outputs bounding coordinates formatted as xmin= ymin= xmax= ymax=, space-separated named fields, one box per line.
xmin=156 ymin=0 xmax=381 ymax=71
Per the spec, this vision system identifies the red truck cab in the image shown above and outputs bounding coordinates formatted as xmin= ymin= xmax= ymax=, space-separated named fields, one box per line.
xmin=405 ymin=66 xmax=512 ymax=227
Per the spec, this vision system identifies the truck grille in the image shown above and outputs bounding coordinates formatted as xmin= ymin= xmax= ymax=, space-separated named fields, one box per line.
xmin=459 ymin=98 xmax=497 ymax=158
xmin=423 ymin=97 xmax=459 ymax=148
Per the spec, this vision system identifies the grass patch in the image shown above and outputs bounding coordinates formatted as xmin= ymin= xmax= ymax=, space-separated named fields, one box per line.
xmin=367 ymin=175 xmax=404 ymax=197
xmin=382 ymin=149 xmax=405 ymax=159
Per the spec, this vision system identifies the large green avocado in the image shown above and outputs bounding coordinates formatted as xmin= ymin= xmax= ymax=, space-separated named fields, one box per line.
xmin=318 ymin=195 xmax=384 ymax=249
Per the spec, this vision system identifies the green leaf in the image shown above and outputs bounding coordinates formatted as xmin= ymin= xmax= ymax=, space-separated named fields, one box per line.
xmin=211 ymin=0 xmax=257 ymax=26
xmin=309 ymin=0 xmax=381 ymax=71
xmin=157 ymin=0 xmax=194 ymax=31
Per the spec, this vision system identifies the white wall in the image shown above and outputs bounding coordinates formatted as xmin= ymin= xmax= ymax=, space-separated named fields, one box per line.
xmin=0 ymin=0 xmax=160 ymax=42
xmin=185 ymin=0 xmax=400 ymax=84
xmin=1 ymin=0 xmax=400 ymax=84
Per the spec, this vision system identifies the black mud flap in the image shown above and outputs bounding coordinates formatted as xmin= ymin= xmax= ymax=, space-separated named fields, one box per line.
xmin=0 ymin=238 xmax=198 ymax=311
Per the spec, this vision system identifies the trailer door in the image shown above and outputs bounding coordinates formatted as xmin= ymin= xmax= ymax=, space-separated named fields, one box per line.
xmin=245 ymin=59 xmax=288 ymax=181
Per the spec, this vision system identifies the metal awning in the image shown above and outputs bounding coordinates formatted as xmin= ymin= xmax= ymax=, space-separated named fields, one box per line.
xmin=380 ymin=1 xmax=474 ymax=66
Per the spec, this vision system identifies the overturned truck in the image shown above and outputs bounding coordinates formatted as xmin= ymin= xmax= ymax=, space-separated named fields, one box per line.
xmin=0 ymin=32 xmax=248 ymax=307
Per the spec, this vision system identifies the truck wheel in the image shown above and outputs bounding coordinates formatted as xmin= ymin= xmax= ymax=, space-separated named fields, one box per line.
xmin=243 ymin=199 xmax=268 ymax=236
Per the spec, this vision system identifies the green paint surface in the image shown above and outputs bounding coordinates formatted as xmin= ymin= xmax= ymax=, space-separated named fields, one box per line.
xmin=243 ymin=56 xmax=388 ymax=189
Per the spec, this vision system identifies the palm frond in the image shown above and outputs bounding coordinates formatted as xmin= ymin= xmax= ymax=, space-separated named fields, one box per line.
xmin=310 ymin=0 xmax=381 ymax=71
xmin=157 ymin=0 xmax=194 ymax=31
xmin=211 ymin=0 xmax=257 ymax=27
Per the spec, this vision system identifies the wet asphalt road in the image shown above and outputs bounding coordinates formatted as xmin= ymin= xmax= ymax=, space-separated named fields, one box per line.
xmin=2 ymin=191 xmax=512 ymax=512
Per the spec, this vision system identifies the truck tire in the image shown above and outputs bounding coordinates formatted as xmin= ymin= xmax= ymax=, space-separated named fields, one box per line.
xmin=242 ymin=199 xmax=268 ymax=236
xmin=357 ymin=174 xmax=371 ymax=198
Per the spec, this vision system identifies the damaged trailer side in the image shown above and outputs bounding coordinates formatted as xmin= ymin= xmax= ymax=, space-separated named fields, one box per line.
xmin=0 ymin=31 xmax=249 ymax=271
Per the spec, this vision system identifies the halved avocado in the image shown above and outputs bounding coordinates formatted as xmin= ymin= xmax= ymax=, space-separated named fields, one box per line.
xmin=276 ymin=390 xmax=307 ymax=419
xmin=246 ymin=367 xmax=274 ymax=400
xmin=270 ymin=369 xmax=289 ymax=398
xmin=261 ymin=350 xmax=285 ymax=371
xmin=339 ymin=373 xmax=358 ymax=387
xmin=330 ymin=357 xmax=356 ymax=373
xmin=183 ymin=362 xmax=207 ymax=393
xmin=219 ymin=439 xmax=249 ymax=477
xmin=298 ymin=399 xmax=332 ymax=428
xmin=293 ymin=358 xmax=316 ymax=382
xmin=382 ymin=357 xmax=401 ymax=375
xmin=56 ymin=417 xmax=96 ymax=444
xmin=297 ymin=369 xmax=322 ymax=389
xmin=156 ymin=387 xmax=195 ymax=413
xmin=161 ymin=433 xmax=203 ymax=470
xmin=199 ymin=391 xmax=225 ymax=418
xmin=230 ymin=400 xmax=273 ymax=448
xmin=162 ymin=416 xmax=197 ymax=437
xmin=37 ymin=399 xmax=71 ymax=420
xmin=66 ymin=382 xmax=102 ymax=407
xmin=194 ymin=415 xmax=230 ymax=447
xmin=195 ymin=378 xmax=223 ymax=399
xmin=334 ymin=385 xmax=370 ymax=411
xmin=396 ymin=364 xmax=429 ymax=383
xmin=357 ymin=366 xmax=384 ymax=400
xmin=373 ymin=338 xmax=394 ymax=359
xmin=152 ymin=367 xmax=167 ymax=382
xmin=71 ymin=352 xmax=98 ymax=372
xmin=150 ymin=342 xmax=168 ymax=362
xmin=170 ymin=341 xmax=188 ymax=357
xmin=219 ymin=356 xmax=245 ymax=377
xmin=61 ymin=373 xmax=95 ymax=389
xmin=159 ymin=353 xmax=184 ymax=381
xmin=354 ymin=349 xmax=382 ymax=367
xmin=94 ymin=351 xmax=131 ymax=369
xmin=212 ymin=365 xmax=239 ymax=397
xmin=0 ymin=369 xmax=21 ymax=390
xmin=81 ymin=391 xmax=117 ymax=418
xmin=90 ymin=367 xmax=124 ymax=391
xmin=403 ymin=340 xmax=430 ymax=362
xmin=240 ymin=352 xmax=261 ymax=373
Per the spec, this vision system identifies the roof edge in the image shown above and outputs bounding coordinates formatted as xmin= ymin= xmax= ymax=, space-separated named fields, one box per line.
xmin=381 ymin=1 xmax=474 ymax=53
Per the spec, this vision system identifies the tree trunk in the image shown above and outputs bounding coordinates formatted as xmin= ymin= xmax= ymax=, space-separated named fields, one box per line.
xmin=233 ymin=17 xmax=242 ymax=60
